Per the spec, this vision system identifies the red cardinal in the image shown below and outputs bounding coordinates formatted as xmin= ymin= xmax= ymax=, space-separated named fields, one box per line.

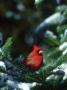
xmin=22 ymin=45 xmax=43 ymax=70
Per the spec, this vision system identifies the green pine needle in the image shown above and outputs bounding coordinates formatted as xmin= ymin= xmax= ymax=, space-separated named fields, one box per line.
xmin=2 ymin=37 xmax=14 ymax=57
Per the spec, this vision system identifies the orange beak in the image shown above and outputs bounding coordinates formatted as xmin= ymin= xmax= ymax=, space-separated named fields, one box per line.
xmin=39 ymin=50 xmax=44 ymax=54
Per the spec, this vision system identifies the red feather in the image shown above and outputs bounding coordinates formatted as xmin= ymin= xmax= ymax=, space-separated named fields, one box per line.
xmin=22 ymin=45 xmax=43 ymax=70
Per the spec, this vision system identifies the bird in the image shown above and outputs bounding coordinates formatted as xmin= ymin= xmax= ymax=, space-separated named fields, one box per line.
xmin=22 ymin=45 xmax=44 ymax=70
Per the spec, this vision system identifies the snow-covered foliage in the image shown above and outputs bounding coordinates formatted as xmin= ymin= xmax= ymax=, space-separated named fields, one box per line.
xmin=46 ymin=63 xmax=67 ymax=83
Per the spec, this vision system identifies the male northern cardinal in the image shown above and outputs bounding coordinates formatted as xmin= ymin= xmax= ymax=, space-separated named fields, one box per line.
xmin=22 ymin=45 xmax=43 ymax=70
